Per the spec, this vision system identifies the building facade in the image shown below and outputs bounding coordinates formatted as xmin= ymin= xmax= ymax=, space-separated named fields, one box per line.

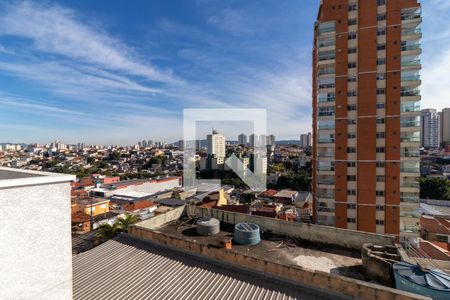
xmin=420 ymin=109 xmax=440 ymax=149
xmin=207 ymin=130 xmax=225 ymax=158
xmin=440 ymin=108 xmax=450 ymax=144
xmin=300 ymin=133 xmax=312 ymax=148
xmin=312 ymin=0 xmax=421 ymax=241
xmin=238 ymin=134 xmax=247 ymax=146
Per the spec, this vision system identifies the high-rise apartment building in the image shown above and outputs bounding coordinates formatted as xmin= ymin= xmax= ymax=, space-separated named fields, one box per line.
xmin=312 ymin=0 xmax=421 ymax=241
xmin=420 ymin=109 xmax=440 ymax=149
xmin=300 ymin=133 xmax=312 ymax=148
xmin=238 ymin=134 xmax=247 ymax=146
xmin=440 ymin=108 xmax=450 ymax=144
xmin=207 ymin=130 xmax=225 ymax=158
xmin=266 ymin=134 xmax=276 ymax=146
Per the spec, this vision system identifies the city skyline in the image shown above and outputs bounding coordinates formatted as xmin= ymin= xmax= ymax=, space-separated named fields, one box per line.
xmin=0 ymin=0 xmax=449 ymax=145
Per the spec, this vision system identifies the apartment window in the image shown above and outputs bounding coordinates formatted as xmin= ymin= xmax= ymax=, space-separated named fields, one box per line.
xmin=347 ymin=203 xmax=356 ymax=209
xmin=377 ymin=58 xmax=386 ymax=65
xmin=348 ymin=76 xmax=357 ymax=82
xmin=347 ymin=161 xmax=356 ymax=167
xmin=377 ymin=88 xmax=386 ymax=95
xmin=348 ymin=62 xmax=357 ymax=68
xmin=348 ymin=90 xmax=357 ymax=96
xmin=376 ymin=176 xmax=385 ymax=182
xmin=347 ymin=119 xmax=357 ymax=125
xmin=348 ymin=4 xmax=357 ymax=11
xmin=347 ymin=133 xmax=356 ymax=139
xmin=377 ymin=29 xmax=386 ymax=36
xmin=347 ymin=175 xmax=357 ymax=181
xmin=376 ymin=147 xmax=385 ymax=153
xmin=347 ymin=147 xmax=356 ymax=153
xmin=377 ymin=0 xmax=386 ymax=5
xmin=377 ymin=14 xmax=386 ymax=21
xmin=376 ymin=132 xmax=385 ymax=139
xmin=347 ymin=189 xmax=356 ymax=195
xmin=348 ymin=19 xmax=357 ymax=26
xmin=377 ymin=73 xmax=386 ymax=80
xmin=376 ymin=220 xmax=385 ymax=225
xmin=376 ymin=190 xmax=385 ymax=196
xmin=347 ymin=104 xmax=357 ymax=111
xmin=376 ymin=118 xmax=385 ymax=124
xmin=376 ymin=205 xmax=384 ymax=211
xmin=376 ymin=103 xmax=385 ymax=109
xmin=348 ymin=47 xmax=357 ymax=54
xmin=347 ymin=218 xmax=356 ymax=223
xmin=377 ymin=44 xmax=386 ymax=51
xmin=376 ymin=162 xmax=385 ymax=168
xmin=348 ymin=32 xmax=357 ymax=40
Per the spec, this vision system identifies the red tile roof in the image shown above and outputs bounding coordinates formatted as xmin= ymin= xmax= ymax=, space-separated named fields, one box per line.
xmin=123 ymin=200 xmax=157 ymax=212
xmin=419 ymin=240 xmax=450 ymax=261
xmin=420 ymin=216 xmax=450 ymax=235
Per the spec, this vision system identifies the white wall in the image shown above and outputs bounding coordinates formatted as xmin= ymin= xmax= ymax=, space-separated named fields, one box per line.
xmin=0 ymin=182 xmax=72 ymax=300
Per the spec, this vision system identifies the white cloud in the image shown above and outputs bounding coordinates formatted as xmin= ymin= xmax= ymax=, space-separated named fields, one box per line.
xmin=208 ymin=9 xmax=254 ymax=35
xmin=0 ymin=1 xmax=179 ymax=84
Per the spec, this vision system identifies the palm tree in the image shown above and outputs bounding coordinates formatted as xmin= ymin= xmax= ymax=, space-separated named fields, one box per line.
xmin=116 ymin=214 xmax=140 ymax=233
xmin=96 ymin=223 xmax=121 ymax=239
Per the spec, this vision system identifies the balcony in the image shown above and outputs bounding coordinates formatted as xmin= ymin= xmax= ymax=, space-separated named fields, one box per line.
xmin=401 ymin=60 xmax=421 ymax=68
xmin=318 ymin=96 xmax=335 ymax=103
xmin=402 ymin=27 xmax=422 ymax=39
xmin=401 ymin=74 xmax=421 ymax=82
xmin=400 ymin=195 xmax=420 ymax=203
xmin=318 ymin=166 xmax=335 ymax=172
xmin=318 ymin=68 xmax=335 ymax=76
xmin=401 ymin=136 xmax=420 ymax=143
xmin=401 ymin=181 xmax=419 ymax=188
xmin=401 ymin=150 xmax=420 ymax=158
xmin=318 ymin=125 xmax=335 ymax=130
xmin=318 ymin=207 xmax=335 ymax=213
xmin=400 ymin=102 xmax=420 ymax=113
xmin=400 ymin=225 xmax=420 ymax=233
xmin=318 ymin=179 xmax=335 ymax=185
xmin=318 ymin=152 xmax=335 ymax=158
xmin=318 ymin=138 xmax=335 ymax=144
xmin=400 ymin=121 xmax=420 ymax=128
xmin=400 ymin=167 xmax=419 ymax=173
xmin=400 ymin=211 xmax=420 ymax=218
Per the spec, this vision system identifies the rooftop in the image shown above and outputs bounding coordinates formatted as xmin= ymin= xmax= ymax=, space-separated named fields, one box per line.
xmin=73 ymin=234 xmax=336 ymax=300
xmin=0 ymin=166 xmax=75 ymax=189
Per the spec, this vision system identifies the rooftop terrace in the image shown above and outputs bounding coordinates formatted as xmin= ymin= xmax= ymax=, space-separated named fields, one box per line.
xmin=0 ymin=166 xmax=75 ymax=188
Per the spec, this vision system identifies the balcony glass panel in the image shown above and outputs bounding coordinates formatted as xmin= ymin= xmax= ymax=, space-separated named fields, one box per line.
xmin=401 ymin=161 xmax=420 ymax=173
xmin=400 ymin=192 xmax=420 ymax=203
xmin=318 ymin=107 xmax=335 ymax=117
xmin=318 ymin=37 xmax=335 ymax=48
xmin=401 ymin=88 xmax=420 ymax=97
xmin=318 ymin=50 xmax=335 ymax=62
xmin=318 ymin=133 xmax=334 ymax=144
xmin=401 ymin=148 xmax=420 ymax=157
xmin=318 ymin=161 xmax=334 ymax=171
xmin=318 ymin=21 xmax=335 ymax=34
xmin=318 ymin=119 xmax=335 ymax=130
xmin=318 ymin=92 xmax=335 ymax=102
xmin=402 ymin=27 xmax=422 ymax=36
xmin=318 ymin=176 xmax=335 ymax=185
xmin=401 ymin=8 xmax=421 ymax=21
xmin=401 ymin=116 xmax=420 ymax=127
xmin=401 ymin=41 xmax=421 ymax=51
xmin=400 ymin=101 xmax=420 ymax=112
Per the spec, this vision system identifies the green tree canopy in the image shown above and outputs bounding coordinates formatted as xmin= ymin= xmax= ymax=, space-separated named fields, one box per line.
xmin=420 ymin=177 xmax=450 ymax=200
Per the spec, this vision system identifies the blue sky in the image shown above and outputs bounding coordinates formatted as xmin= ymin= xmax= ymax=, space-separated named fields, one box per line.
xmin=0 ymin=0 xmax=449 ymax=145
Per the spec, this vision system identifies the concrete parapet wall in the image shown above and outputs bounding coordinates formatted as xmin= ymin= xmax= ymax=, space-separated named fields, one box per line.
xmin=193 ymin=206 xmax=395 ymax=250
xmin=134 ymin=205 xmax=185 ymax=229
xmin=129 ymin=225 xmax=429 ymax=300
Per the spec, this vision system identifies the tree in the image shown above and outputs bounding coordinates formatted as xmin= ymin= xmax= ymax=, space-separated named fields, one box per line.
xmin=420 ymin=177 xmax=450 ymax=200
xmin=116 ymin=214 xmax=140 ymax=233
xmin=96 ymin=223 xmax=122 ymax=239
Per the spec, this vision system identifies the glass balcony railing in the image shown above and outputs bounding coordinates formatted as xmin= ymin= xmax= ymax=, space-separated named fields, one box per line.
xmin=318 ymin=68 xmax=335 ymax=75
xmin=401 ymin=136 xmax=420 ymax=142
xmin=400 ymin=195 xmax=420 ymax=203
xmin=318 ymin=138 xmax=334 ymax=144
xmin=318 ymin=111 xmax=335 ymax=117
xmin=400 ymin=225 xmax=420 ymax=233
xmin=400 ymin=102 xmax=420 ymax=112
xmin=401 ymin=60 xmax=420 ymax=67
xmin=401 ymin=151 xmax=420 ymax=158
xmin=401 ymin=167 xmax=420 ymax=173
xmin=318 ymin=179 xmax=335 ymax=185
xmin=318 ymin=166 xmax=335 ymax=172
xmin=401 ymin=121 xmax=420 ymax=127
xmin=401 ymin=181 xmax=420 ymax=188
xmin=401 ymin=44 xmax=421 ymax=51
xmin=318 ymin=152 xmax=335 ymax=158
xmin=401 ymin=89 xmax=420 ymax=97
xmin=400 ymin=211 xmax=421 ymax=218
xmin=318 ymin=125 xmax=335 ymax=130
xmin=401 ymin=75 xmax=421 ymax=81
xmin=318 ymin=96 xmax=335 ymax=103
xmin=401 ymin=12 xmax=421 ymax=21
xmin=402 ymin=27 xmax=422 ymax=36
xmin=318 ymin=207 xmax=335 ymax=212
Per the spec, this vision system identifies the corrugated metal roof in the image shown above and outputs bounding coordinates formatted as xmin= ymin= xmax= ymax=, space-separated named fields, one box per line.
xmin=73 ymin=234 xmax=338 ymax=300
